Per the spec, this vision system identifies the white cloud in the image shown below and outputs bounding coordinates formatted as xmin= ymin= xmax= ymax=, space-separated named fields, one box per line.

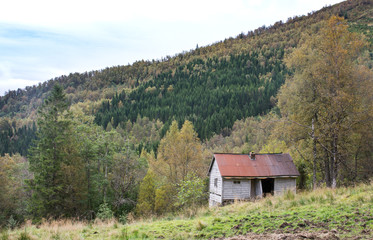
xmin=0 ymin=78 xmax=43 ymax=95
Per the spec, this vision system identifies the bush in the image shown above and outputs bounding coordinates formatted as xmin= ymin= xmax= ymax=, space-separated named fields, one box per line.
xmin=176 ymin=174 xmax=206 ymax=209
xmin=119 ymin=213 xmax=127 ymax=224
xmin=96 ymin=202 xmax=113 ymax=221
xmin=7 ymin=216 xmax=18 ymax=230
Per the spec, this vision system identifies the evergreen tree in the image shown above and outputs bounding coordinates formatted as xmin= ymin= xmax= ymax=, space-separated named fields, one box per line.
xmin=27 ymin=85 xmax=85 ymax=219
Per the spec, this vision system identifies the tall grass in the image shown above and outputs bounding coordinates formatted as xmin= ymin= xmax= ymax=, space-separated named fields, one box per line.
xmin=1 ymin=230 xmax=9 ymax=240
xmin=5 ymin=181 xmax=373 ymax=239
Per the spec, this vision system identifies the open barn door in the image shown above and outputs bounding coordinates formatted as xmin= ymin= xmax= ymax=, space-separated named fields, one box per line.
xmin=261 ymin=178 xmax=274 ymax=197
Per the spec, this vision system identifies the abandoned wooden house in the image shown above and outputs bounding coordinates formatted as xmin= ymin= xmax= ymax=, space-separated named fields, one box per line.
xmin=208 ymin=152 xmax=299 ymax=207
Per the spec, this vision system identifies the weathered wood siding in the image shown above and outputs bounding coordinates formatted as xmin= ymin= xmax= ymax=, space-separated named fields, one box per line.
xmin=274 ymin=178 xmax=296 ymax=195
xmin=256 ymin=179 xmax=263 ymax=198
xmin=209 ymin=160 xmax=223 ymax=206
xmin=250 ymin=179 xmax=262 ymax=199
xmin=222 ymin=179 xmax=251 ymax=200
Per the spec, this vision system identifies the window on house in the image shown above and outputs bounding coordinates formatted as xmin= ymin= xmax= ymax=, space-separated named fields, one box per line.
xmin=233 ymin=180 xmax=241 ymax=184
xmin=214 ymin=178 xmax=218 ymax=187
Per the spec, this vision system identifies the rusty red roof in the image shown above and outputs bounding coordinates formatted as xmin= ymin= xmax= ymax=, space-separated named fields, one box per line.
xmin=209 ymin=153 xmax=299 ymax=177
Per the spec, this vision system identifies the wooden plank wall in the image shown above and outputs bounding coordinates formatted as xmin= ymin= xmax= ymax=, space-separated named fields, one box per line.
xmin=209 ymin=161 xmax=223 ymax=206
xmin=274 ymin=178 xmax=296 ymax=195
xmin=222 ymin=179 xmax=251 ymax=200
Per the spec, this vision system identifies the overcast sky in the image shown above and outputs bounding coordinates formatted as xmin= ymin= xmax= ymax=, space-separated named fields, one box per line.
xmin=0 ymin=0 xmax=344 ymax=96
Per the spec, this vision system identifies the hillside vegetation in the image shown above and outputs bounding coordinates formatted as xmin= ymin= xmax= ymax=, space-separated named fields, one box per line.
xmin=0 ymin=0 xmax=371 ymax=119
xmin=0 ymin=0 xmax=372 ymax=155
xmin=3 ymin=182 xmax=373 ymax=239
xmin=0 ymin=0 xmax=372 ymax=231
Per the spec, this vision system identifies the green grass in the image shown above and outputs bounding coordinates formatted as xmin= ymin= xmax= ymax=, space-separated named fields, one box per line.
xmin=5 ymin=182 xmax=373 ymax=239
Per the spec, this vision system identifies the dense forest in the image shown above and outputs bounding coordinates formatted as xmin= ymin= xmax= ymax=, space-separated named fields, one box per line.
xmin=95 ymin=49 xmax=286 ymax=140
xmin=0 ymin=0 xmax=372 ymax=228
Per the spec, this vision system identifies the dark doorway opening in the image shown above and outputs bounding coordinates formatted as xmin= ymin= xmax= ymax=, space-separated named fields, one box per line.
xmin=262 ymin=178 xmax=274 ymax=197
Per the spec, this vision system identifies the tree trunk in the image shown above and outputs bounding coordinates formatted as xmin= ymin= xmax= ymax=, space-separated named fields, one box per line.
xmin=324 ymin=149 xmax=331 ymax=188
xmin=103 ymin=144 xmax=108 ymax=202
xmin=331 ymin=135 xmax=338 ymax=189
xmin=104 ymin=157 xmax=108 ymax=202
xmin=86 ymin=158 xmax=92 ymax=219
xmin=353 ymin=140 xmax=361 ymax=181
xmin=311 ymin=118 xmax=317 ymax=189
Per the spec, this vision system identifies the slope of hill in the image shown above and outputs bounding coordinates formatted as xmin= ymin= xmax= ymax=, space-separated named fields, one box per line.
xmin=94 ymin=49 xmax=287 ymax=139
xmin=0 ymin=0 xmax=371 ymax=151
xmin=4 ymin=182 xmax=373 ymax=239
xmin=0 ymin=0 xmax=372 ymax=120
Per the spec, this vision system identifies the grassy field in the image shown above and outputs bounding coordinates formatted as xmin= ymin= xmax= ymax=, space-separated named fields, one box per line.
xmin=2 ymin=181 xmax=373 ymax=239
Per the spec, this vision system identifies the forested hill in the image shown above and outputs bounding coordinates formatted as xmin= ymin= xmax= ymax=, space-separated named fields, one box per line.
xmin=0 ymin=0 xmax=371 ymax=119
xmin=0 ymin=0 xmax=372 ymax=140
xmin=94 ymin=50 xmax=287 ymax=140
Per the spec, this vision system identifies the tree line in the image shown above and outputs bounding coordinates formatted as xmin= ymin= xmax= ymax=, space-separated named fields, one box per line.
xmin=1 ymin=84 xmax=209 ymax=226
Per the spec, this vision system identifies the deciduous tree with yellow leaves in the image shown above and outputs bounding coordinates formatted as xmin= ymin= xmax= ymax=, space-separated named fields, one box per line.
xmin=278 ymin=16 xmax=373 ymax=188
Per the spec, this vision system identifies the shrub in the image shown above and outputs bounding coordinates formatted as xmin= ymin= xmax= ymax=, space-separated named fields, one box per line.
xmin=119 ymin=213 xmax=127 ymax=224
xmin=7 ymin=216 xmax=18 ymax=230
xmin=176 ymin=174 xmax=205 ymax=209
xmin=96 ymin=202 xmax=113 ymax=221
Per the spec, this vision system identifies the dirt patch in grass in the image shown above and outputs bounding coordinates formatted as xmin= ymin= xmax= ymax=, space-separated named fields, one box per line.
xmin=214 ymin=231 xmax=340 ymax=240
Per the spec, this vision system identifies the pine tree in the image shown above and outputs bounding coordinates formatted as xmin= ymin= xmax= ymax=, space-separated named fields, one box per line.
xmin=28 ymin=84 xmax=85 ymax=219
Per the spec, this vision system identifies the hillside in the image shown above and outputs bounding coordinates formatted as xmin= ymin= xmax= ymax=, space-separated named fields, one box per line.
xmin=0 ymin=0 xmax=372 ymax=153
xmin=0 ymin=0 xmax=372 ymax=231
xmin=4 ymin=182 xmax=373 ymax=239
xmin=0 ymin=1 xmax=371 ymax=119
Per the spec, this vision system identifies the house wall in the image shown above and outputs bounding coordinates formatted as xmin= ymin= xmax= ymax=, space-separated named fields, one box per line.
xmin=274 ymin=178 xmax=296 ymax=195
xmin=222 ymin=179 xmax=251 ymax=200
xmin=209 ymin=161 xmax=223 ymax=207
